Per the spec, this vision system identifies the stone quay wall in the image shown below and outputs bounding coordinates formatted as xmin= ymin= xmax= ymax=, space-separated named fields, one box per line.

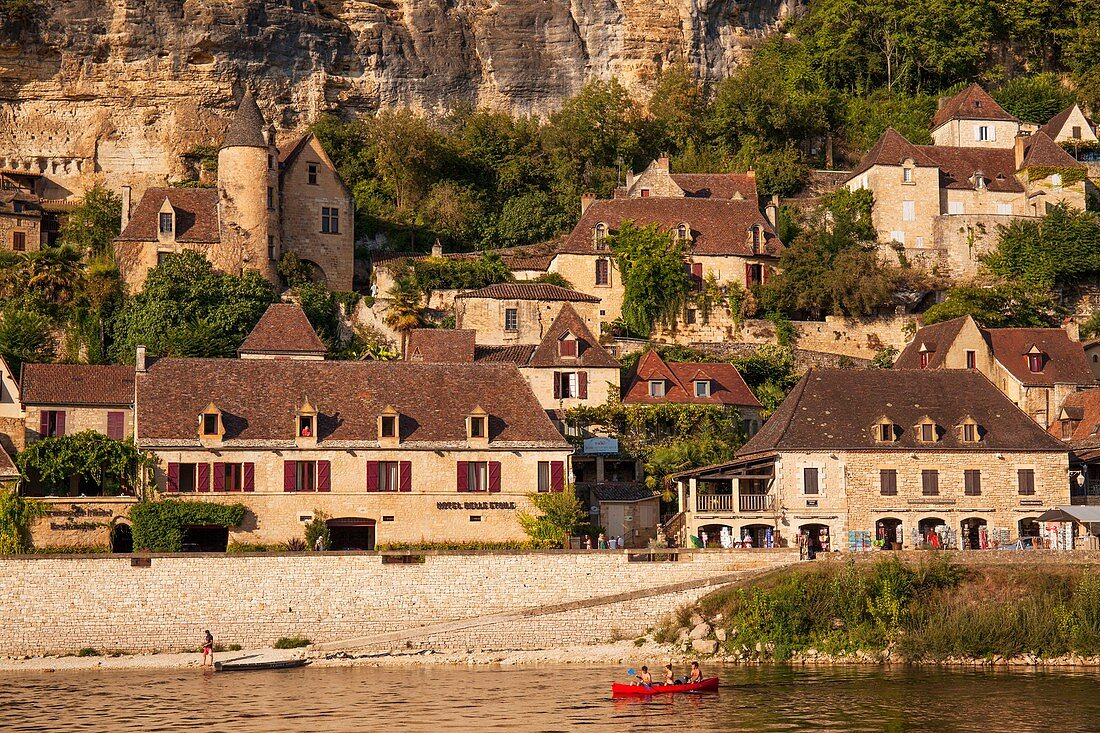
xmin=0 ymin=549 xmax=797 ymax=655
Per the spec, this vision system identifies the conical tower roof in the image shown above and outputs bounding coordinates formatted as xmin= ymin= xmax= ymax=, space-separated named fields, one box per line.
xmin=221 ymin=91 xmax=268 ymax=149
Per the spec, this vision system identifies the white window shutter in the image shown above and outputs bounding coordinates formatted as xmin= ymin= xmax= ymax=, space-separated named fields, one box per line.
xmin=974 ymin=126 xmax=981 ymax=141
xmin=989 ymin=126 xmax=996 ymax=141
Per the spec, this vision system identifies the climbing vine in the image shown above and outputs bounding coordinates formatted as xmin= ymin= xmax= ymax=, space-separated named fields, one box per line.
xmin=17 ymin=431 xmax=153 ymax=495
xmin=1024 ymin=166 xmax=1088 ymax=186
xmin=130 ymin=500 xmax=247 ymax=552
xmin=0 ymin=488 xmax=44 ymax=554
xmin=609 ymin=222 xmax=691 ymax=337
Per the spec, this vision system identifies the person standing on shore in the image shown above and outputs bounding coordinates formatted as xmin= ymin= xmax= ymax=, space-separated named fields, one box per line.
xmin=201 ymin=630 xmax=214 ymax=667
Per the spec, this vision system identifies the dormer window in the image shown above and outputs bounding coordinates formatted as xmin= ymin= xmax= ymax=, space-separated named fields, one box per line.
xmin=960 ymin=418 xmax=981 ymax=443
xmin=694 ymin=380 xmax=711 ymax=398
xmin=202 ymin=413 xmax=219 ymax=436
xmin=649 ymin=380 xmax=665 ymax=398
xmin=1027 ymin=347 xmax=1045 ymax=373
xmin=902 ymin=167 xmax=913 ymax=183
xmin=296 ymin=399 xmax=318 ymax=446
xmin=676 ymin=223 xmax=690 ymax=241
xmin=917 ymin=420 xmax=939 ymax=443
xmin=974 ymin=172 xmax=986 ymax=189
xmin=558 ymin=333 xmax=578 ymax=358
xmin=298 ymin=415 xmax=314 ymax=438
xmin=199 ymin=403 xmax=224 ymax=444
xmin=750 ymin=225 xmax=762 ymax=253
xmin=381 ymin=415 xmax=397 ymax=438
xmin=467 ymin=407 xmax=488 ymax=441
xmin=594 ymin=223 xmax=608 ymax=250
xmin=919 ymin=352 xmax=930 ymax=369
xmin=379 ymin=405 xmax=400 ymax=446
xmin=875 ymin=420 xmax=898 ymax=443
xmin=159 ymin=212 xmax=174 ymax=234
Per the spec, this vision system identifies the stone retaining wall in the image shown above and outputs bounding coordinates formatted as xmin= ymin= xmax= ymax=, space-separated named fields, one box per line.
xmin=0 ymin=549 xmax=797 ymax=655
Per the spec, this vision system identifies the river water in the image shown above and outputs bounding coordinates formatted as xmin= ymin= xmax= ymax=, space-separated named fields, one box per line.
xmin=2 ymin=664 xmax=1097 ymax=732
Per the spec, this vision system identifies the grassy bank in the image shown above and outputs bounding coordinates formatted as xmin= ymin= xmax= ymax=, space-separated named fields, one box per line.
xmin=659 ymin=556 xmax=1100 ymax=662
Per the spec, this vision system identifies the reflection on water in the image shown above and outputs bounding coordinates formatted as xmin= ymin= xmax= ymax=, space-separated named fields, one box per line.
xmin=1 ymin=664 xmax=1099 ymax=732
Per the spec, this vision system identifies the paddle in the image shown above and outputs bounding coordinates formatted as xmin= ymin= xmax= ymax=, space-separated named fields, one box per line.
xmin=626 ymin=667 xmax=651 ymax=690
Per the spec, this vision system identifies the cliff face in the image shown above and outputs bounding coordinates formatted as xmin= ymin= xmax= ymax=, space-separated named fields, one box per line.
xmin=0 ymin=0 xmax=798 ymax=192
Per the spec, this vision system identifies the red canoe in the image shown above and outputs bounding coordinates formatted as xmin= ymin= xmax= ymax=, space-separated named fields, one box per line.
xmin=611 ymin=677 xmax=720 ymax=696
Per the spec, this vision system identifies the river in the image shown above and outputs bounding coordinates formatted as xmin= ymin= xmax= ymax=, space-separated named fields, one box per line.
xmin=1 ymin=664 xmax=1097 ymax=731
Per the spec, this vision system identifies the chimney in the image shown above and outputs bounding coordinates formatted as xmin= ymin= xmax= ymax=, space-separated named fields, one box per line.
xmin=121 ymin=185 xmax=131 ymax=231
xmin=431 ymin=239 xmax=443 ymax=258
xmin=135 ymin=345 xmax=147 ymax=373
xmin=580 ymin=192 xmax=597 ymax=215
xmin=1065 ymin=319 xmax=1081 ymax=342
xmin=765 ymin=195 xmax=779 ymax=227
xmin=657 ymin=153 xmax=670 ymax=171
xmin=1014 ymin=133 xmax=1029 ymax=170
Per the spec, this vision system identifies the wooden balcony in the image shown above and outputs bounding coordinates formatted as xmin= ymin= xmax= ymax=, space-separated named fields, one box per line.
xmin=695 ymin=493 xmax=775 ymax=513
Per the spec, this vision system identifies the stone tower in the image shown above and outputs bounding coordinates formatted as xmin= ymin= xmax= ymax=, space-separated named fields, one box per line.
xmin=217 ymin=91 xmax=280 ymax=283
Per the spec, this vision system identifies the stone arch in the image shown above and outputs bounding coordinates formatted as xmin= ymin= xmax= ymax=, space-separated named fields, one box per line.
xmin=696 ymin=523 xmax=733 ymax=548
xmin=917 ymin=516 xmax=948 ymax=548
xmin=960 ymin=516 xmax=989 ymax=550
xmin=739 ymin=523 xmax=775 ymax=548
xmin=110 ymin=521 xmax=133 ymax=554
xmin=798 ymin=523 xmax=832 ymax=553
xmin=875 ymin=517 xmax=904 ymax=549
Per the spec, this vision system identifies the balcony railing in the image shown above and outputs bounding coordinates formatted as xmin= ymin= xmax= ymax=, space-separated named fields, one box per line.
xmin=695 ymin=493 xmax=776 ymax=513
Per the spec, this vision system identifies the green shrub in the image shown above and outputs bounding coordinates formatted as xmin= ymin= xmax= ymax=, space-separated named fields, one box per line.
xmin=77 ymin=647 xmax=100 ymax=657
xmin=304 ymin=511 xmax=330 ymax=551
xmin=273 ymin=637 xmax=311 ymax=649
xmin=226 ymin=542 xmax=288 ymax=554
xmin=130 ymin=500 xmax=247 ymax=552
xmin=0 ymin=489 xmax=44 ymax=554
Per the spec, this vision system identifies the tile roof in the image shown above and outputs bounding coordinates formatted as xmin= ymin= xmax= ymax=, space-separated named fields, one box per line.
xmin=527 ymin=304 xmax=619 ymax=368
xmin=1039 ymin=106 xmax=1080 ymax=139
xmin=669 ymin=173 xmax=758 ymax=201
xmin=565 ymin=198 xmax=782 ymax=258
xmin=371 ymin=242 xmax=558 ymax=273
xmin=849 ymin=128 xmax=941 ymax=178
xmin=1021 ymin=131 xmax=1085 ymax=169
xmin=622 ymin=351 xmax=760 ymax=408
xmin=590 ymin=484 xmax=659 ymax=503
xmin=894 ymin=316 xmax=972 ymax=370
xmin=986 ymin=328 xmax=1094 ymax=387
xmin=238 ymin=303 xmax=327 ymax=356
xmin=918 ymin=145 xmax=1023 ymax=192
xmin=474 ymin=345 xmax=537 ymax=364
xmin=20 ymin=364 xmax=135 ymax=406
xmin=1050 ymin=389 xmax=1100 ymax=446
xmin=136 ymin=359 xmax=569 ymax=448
xmin=406 ymin=329 xmax=476 ymax=362
xmin=455 ymin=283 xmax=600 ymax=302
xmin=221 ymin=91 xmax=268 ymax=149
xmin=0 ymin=444 xmax=16 ymax=477
xmin=115 ymin=188 xmax=220 ymax=243
xmin=932 ymin=84 xmax=1018 ymax=128
xmin=738 ymin=368 xmax=1066 ymax=455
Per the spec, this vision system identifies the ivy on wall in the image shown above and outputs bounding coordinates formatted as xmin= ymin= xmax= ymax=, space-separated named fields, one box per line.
xmin=130 ymin=501 xmax=247 ymax=552
xmin=0 ymin=489 xmax=44 ymax=554
xmin=1025 ymin=166 xmax=1088 ymax=186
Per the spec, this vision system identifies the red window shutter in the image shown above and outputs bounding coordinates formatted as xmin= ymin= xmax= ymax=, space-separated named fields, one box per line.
xmin=39 ymin=411 xmax=48 ymax=437
xmin=457 ymin=461 xmax=468 ymax=492
xmin=166 ymin=462 xmax=179 ymax=492
xmin=691 ymin=262 xmax=703 ymax=288
xmin=488 ymin=461 xmax=501 ymax=493
xmin=284 ymin=460 xmax=297 ymax=492
xmin=318 ymin=460 xmax=331 ymax=492
xmin=243 ymin=463 xmax=255 ymax=492
xmin=366 ymin=460 xmax=378 ymax=492
xmin=578 ymin=371 xmax=588 ymax=399
xmin=197 ymin=463 xmax=210 ymax=493
xmin=399 ymin=461 xmax=412 ymax=492
xmin=55 ymin=411 xmax=66 ymax=437
xmin=553 ymin=373 xmax=561 ymax=399
xmin=745 ymin=262 xmax=753 ymax=286
xmin=212 ymin=463 xmax=224 ymax=492
xmin=107 ymin=411 xmax=124 ymax=440
xmin=551 ymin=461 xmax=564 ymax=492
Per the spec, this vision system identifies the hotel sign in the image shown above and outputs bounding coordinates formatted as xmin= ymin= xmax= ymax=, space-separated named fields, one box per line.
xmin=583 ymin=437 xmax=619 ymax=454
xmin=436 ymin=501 xmax=517 ymax=511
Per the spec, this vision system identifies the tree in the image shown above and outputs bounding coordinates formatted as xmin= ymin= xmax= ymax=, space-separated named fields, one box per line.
xmin=277 ymin=251 xmax=315 ymax=287
xmin=383 ymin=278 xmax=428 ymax=354
xmin=294 ymin=281 xmax=341 ymax=349
xmin=609 ymin=223 xmax=691 ymax=336
xmin=59 ymin=185 xmax=122 ymax=256
xmin=21 ymin=245 xmax=84 ymax=306
xmin=517 ymin=488 xmax=586 ymax=548
xmin=981 ymin=207 xmax=1100 ymax=288
xmin=923 ymin=281 xmax=1065 ymax=328
xmin=992 ymin=74 xmax=1079 ymax=123
xmin=0 ymin=307 xmax=55 ymax=374
xmin=646 ymin=63 xmax=707 ymax=155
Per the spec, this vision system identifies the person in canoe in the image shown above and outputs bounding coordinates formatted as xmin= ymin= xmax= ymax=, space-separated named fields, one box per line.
xmin=688 ymin=661 xmax=702 ymax=684
xmin=662 ymin=663 xmax=675 ymax=686
xmin=634 ymin=665 xmax=653 ymax=686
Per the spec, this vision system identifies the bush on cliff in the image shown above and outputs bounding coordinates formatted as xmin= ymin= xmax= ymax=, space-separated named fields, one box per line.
xmin=130 ymin=501 xmax=247 ymax=553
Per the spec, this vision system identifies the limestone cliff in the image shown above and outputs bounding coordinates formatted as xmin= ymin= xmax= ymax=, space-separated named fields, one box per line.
xmin=0 ymin=0 xmax=798 ymax=192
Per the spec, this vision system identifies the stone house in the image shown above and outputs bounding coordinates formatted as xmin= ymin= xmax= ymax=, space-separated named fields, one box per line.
xmin=622 ymin=350 xmax=762 ymax=434
xmin=1039 ymin=105 xmax=1098 ymax=146
xmin=0 ymin=190 xmax=42 ymax=254
xmin=895 ymin=315 xmax=1096 ymax=428
xmin=0 ymin=355 xmax=22 ymax=455
xmin=847 ymin=85 xmax=1089 ymax=278
xmin=672 ymin=369 xmax=1069 ymax=551
xmin=114 ymin=92 xmax=354 ymax=292
xmin=453 ymin=283 xmax=602 ymax=344
xmin=1047 ymin=389 xmax=1100 ymax=505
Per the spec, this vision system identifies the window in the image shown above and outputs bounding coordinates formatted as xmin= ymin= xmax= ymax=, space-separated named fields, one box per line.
xmin=803 ymin=467 xmax=819 ymax=495
xmin=380 ymin=415 xmax=397 ymax=439
xmin=469 ymin=415 xmax=486 ymax=439
xmin=107 ymin=411 xmax=125 ymax=440
xmin=919 ymin=352 xmax=930 ymax=369
xmin=684 ymin=308 xmax=697 ymax=325
xmin=595 ymin=258 xmax=610 ymax=286
xmin=202 ymin=413 xmax=219 ymax=436
xmin=880 ymin=469 xmax=897 ymax=496
xmin=890 ymin=230 xmax=905 ymax=244
xmin=159 ymin=212 xmax=173 ymax=234
xmin=921 ymin=469 xmax=939 ymax=496
xmin=307 ymin=163 xmax=318 ymax=185
xmin=12 ymin=200 xmax=22 ymax=213
xmin=1072 ymin=126 xmax=1082 ymax=140
xmin=594 ymin=223 xmax=608 ymax=249
xmin=920 ymin=423 xmax=936 ymax=442
xmin=558 ymin=336 xmax=577 ymax=358
xmin=962 ymin=422 xmax=978 ymax=442
xmin=298 ymin=415 xmax=314 ymax=438
xmin=321 ymin=207 xmax=339 ymax=234
xmin=964 ymin=469 xmax=981 ymax=496
xmin=267 ymin=236 xmax=276 ymax=261
xmin=537 ymin=462 xmax=551 ymax=493
xmin=1051 ymin=173 xmax=1063 ymax=189
xmin=997 ymin=203 xmax=1013 ymax=215
xmin=975 ymin=175 xmax=986 ymax=190
xmin=902 ymin=167 xmax=913 ymax=183
xmin=178 ymin=463 xmax=198 ymax=493
xmin=902 ymin=201 xmax=915 ymax=222
xmin=648 ymin=380 xmax=665 ymax=398
xmin=748 ymin=264 xmax=764 ymax=285
xmin=976 ymin=125 xmax=992 ymax=142
xmin=878 ymin=423 xmax=894 ymax=442
xmin=677 ymin=224 xmax=688 ymax=240
xmin=915 ymin=237 xmax=925 ymax=248
xmin=296 ymin=461 xmax=317 ymax=492
xmin=157 ymin=251 xmax=170 ymax=267
xmin=948 ymin=201 xmax=964 ymax=215
xmin=504 ymin=308 xmax=518 ymax=332
xmin=267 ymin=186 xmax=274 ymax=210
xmin=966 ymin=350 xmax=976 ymax=369
xmin=377 ymin=461 xmax=400 ymax=492
xmin=559 ymin=372 xmax=578 ymax=398
xmin=1063 ymin=420 xmax=1075 ymax=440
xmin=39 ymin=410 xmax=65 ymax=438
xmin=694 ymin=380 xmax=710 ymax=398
xmin=466 ymin=461 xmax=488 ymax=492
xmin=12 ymin=231 xmax=25 ymax=252
xmin=268 ymin=154 xmax=274 ymax=170
xmin=1018 ymin=468 xmax=1036 ymax=496
xmin=1028 ymin=353 xmax=1044 ymax=373
xmin=751 ymin=226 xmax=762 ymax=251
xmin=220 ymin=463 xmax=243 ymax=492
xmin=640 ymin=189 xmax=650 ymax=197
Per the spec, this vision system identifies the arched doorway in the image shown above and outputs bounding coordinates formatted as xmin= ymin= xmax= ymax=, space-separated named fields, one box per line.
xmin=110 ymin=523 xmax=133 ymax=553
xmin=876 ymin=518 xmax=903 ymax=549
xmin=799 ymin=523 xmax=831 ymax=554
xmin=960 ymin=517 xmax=989 ymax=550
xmin=1019 ymin=517 xmax=1040 ymax=539
xmin=918 ymin=517 xmax=947 ymax=548
xmin=327 ymin=518 xmax=376 ymax=551
xmin=740 ymin=523 xmax=775 ymax=549
xmin=696 ymin=523 xmax=734 ymax=548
